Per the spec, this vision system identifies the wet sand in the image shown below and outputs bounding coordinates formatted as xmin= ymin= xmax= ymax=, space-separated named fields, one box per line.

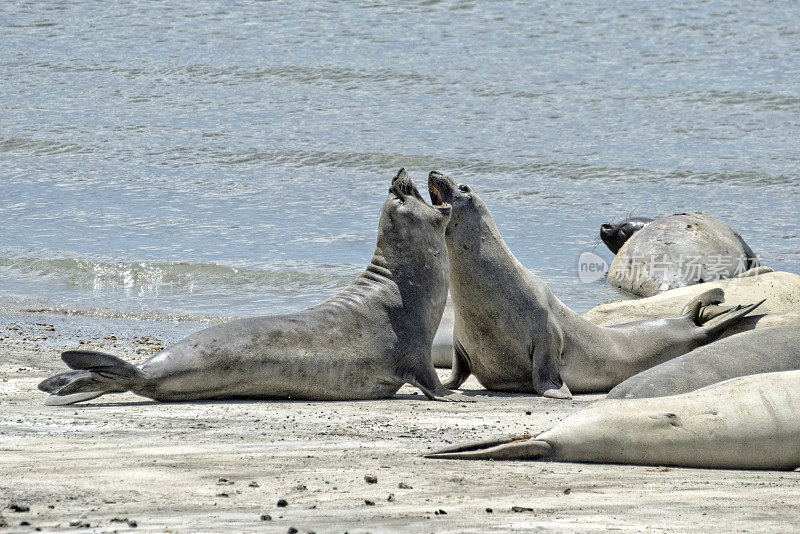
xmin=1 ymin=316 xmax=798 ymax=533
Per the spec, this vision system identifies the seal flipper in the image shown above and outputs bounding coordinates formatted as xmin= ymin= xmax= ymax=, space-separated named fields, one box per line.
xmin=442 ymin=340 xmax=472 ymax=390
xmin=45 ymin=391 xmax=105 ymax=406
xmin=679 ymin=289 xmax=765 ymax=336
xmin=61 ymin=350 xmax=143 ymax=380
xmin=680 ymin=288 xmax=726 ymax=318
xmin=699 ymin=299 xmax=765 ymax=337
xmin=425 ymin=435 xmax=553 ymax=460
xmin=531 ymin=323 xmax=572 ymax=399
xmin=406 ymin=358 xmax=473 ymax=402
xmin=38 ymin=350 xmax=147 ymax=405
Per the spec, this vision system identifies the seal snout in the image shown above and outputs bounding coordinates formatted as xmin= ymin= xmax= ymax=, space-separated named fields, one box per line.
xmin=390 ymin=168 xmax=424 ymax=202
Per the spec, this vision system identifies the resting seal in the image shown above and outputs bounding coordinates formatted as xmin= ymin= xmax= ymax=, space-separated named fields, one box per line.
xmin=427 ymin=171 xmax=761 ymax=399
xmin=607 ymin=212 xmax=759 ymax=297
xmin=584 ymin=270 xmax=800 ymax=337
xmin=426 ymin=369 xmax=800 ymax=470
xmin=39 ymin=169 xmax=467 ymax=405
xmin=607 ymin=326 xmax=800 ymax=399
xmin=599 ymin=216 xmax=653 ymax=254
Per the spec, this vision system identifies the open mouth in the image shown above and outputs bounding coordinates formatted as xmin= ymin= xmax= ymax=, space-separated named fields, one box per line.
xmin=427 ymin=171 xmax=453 ymax=210
xmin=429 ymin=184 xmax=444 ymax=206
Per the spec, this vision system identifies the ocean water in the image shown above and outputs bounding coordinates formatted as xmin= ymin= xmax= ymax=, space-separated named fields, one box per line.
xmin=1 ymin=0 xmax=798 ymax=330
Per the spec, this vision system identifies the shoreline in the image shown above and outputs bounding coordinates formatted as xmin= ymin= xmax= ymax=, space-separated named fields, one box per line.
xmin=1 ymin=310 xmax=798 ymax=533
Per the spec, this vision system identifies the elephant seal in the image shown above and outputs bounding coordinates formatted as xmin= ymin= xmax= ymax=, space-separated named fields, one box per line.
xmin=584 ymin=270 xmax=800 ymax=337
xmin=39 ymin=169 xmax=467 ymax=405
xmin=427 ymin=171 xmax=762 ymax=399
xmin=600 ymin=216 xmax=653 ymax=254
xmin=607 ymin=326 xmax=800 ymax=399
xmin=607 ymin=212 xmax=759 ymax=297
xmin=426 ymin=369 xmax=800 ymax=470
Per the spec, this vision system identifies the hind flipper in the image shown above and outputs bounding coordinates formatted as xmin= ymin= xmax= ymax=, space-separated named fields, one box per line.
xmin=39 ymin=350 xmax=145 ymax=405
xmin=701 ymin=299 xmax=766 ymax=337
xmin=425 ymin=435 xmax=553 ymax=461
xmin=38 ymin=370 xmax=87 ymax=394
xmin=45 ymin=391 xmax=105 ymax=406
xmin=680 ymin=288 xmax=726 ymax=319
xmin=62 ymin=350 xmax=144 ymax=380
xmin=697 ymin=304 xmax=736 ymax=323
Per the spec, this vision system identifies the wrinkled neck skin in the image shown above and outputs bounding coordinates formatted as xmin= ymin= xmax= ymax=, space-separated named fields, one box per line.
xmin=324 ymin=238 xmax=450 ymax=358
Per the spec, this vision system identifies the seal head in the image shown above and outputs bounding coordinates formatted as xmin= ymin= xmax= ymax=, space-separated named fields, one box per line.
xmin=600 ymin=217 xmax=654 ymax=254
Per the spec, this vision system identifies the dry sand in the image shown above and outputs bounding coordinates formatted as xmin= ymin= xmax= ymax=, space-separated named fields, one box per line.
xmin=1 ymin=316 xmax=799 ymax=533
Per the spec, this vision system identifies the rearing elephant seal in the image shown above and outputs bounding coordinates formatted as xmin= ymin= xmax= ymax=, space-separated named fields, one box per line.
xmin=427 ymin=171 xmax=762 ymax=399
xmin=426 ymin=369 xmax=800 ymax=470
xmin=39 ymin=169 xmax=467 ymax=405
xmin=607 ymin=212 xmax=759 ymax=297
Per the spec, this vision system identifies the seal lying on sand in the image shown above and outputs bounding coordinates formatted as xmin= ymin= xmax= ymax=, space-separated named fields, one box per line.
xmin=39 ymin=169 xmax=467 ymax=405
xmin=427 ymin=171 xmax=762 ymax=399
xmin=426 ymin=369 xmax=800 ymax=470
xmin=607 ymin=326 xmax=800 ymax=399
xmin=600 ymin=216 xmax=653 ymax=254
xmin=584 ymin=270 xmax=800 ymax=337
xmin=607 ymin=212 xmax=759 ymax=297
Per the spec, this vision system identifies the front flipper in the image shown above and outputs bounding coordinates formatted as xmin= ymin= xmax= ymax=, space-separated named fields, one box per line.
xmin=425 ymin=435 xmax=552 ymax=460
xmin=407 ymin=359 xmax=474 ymax=403
xmin=531 ymin=322 xmax=572 ymax=399
xmin=442 ymin=339 xmax=472 ymax=390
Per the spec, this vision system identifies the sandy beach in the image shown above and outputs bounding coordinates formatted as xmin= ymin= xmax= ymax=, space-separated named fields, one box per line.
xmin=0 ymin=313 xmax=798 ymax=533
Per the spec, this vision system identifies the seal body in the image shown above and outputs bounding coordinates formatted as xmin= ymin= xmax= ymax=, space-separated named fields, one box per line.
xmin=428 ymin=370 xmax=800 ymax=470
xmin=607 ymin=326 xmax=800 ymax=399
xmin=427 ymin=172 xmax=760 ymax=399
xmin=599 ymin=216 xmax=653 ymax=254
xmin=607 ymin=212 xmax=759 ymax=297
xmin=39 ymin=170 xmax=466 ymax=404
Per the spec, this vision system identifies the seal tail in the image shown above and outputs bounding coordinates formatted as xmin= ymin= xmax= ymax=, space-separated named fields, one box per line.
xmin=38 ymin=350 xmax=146 ymax=406
xmin=424 ymin=435 xmax=553 ymax=461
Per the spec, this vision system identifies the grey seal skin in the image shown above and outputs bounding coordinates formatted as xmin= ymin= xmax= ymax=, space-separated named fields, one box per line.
xmin=427 ymin=171 xmax=762 ymax=399
xmin=608 ymin=212 xmax=759 ymax=297
xmin=607 ymin=326 xmax=800 ymax=399
xmin=39 ymin=169 xmax=468 ymax=405
xmin=426 ymin=369 xmax=800 ymax=470
xmin=431 ymin=296 xmax=455 ymax=368
xmin=599 ymin=216 xmax=654 ymax=254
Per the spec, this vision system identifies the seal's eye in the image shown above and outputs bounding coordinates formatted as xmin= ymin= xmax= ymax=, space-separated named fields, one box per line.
xmin=458 ymin=184 xmax=470 ymax=193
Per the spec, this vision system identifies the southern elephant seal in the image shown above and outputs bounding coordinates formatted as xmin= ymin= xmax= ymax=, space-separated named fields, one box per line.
xmin=584 ymin=270 xmax=800 ymax=337
xmin=39 ymin=169 xmax=468 ymax=405
xmin=427 ymin=171 xmax=762 ymax=399
xmin=600 ymin=216 xmax=653 ymax=254
xmin=607 ymin=212 xmax=759 ymax=297
xmin=607 ymin=326 xmax=800 ymax=399
xmin=426 ymin=369 xmax=800 ymax=470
